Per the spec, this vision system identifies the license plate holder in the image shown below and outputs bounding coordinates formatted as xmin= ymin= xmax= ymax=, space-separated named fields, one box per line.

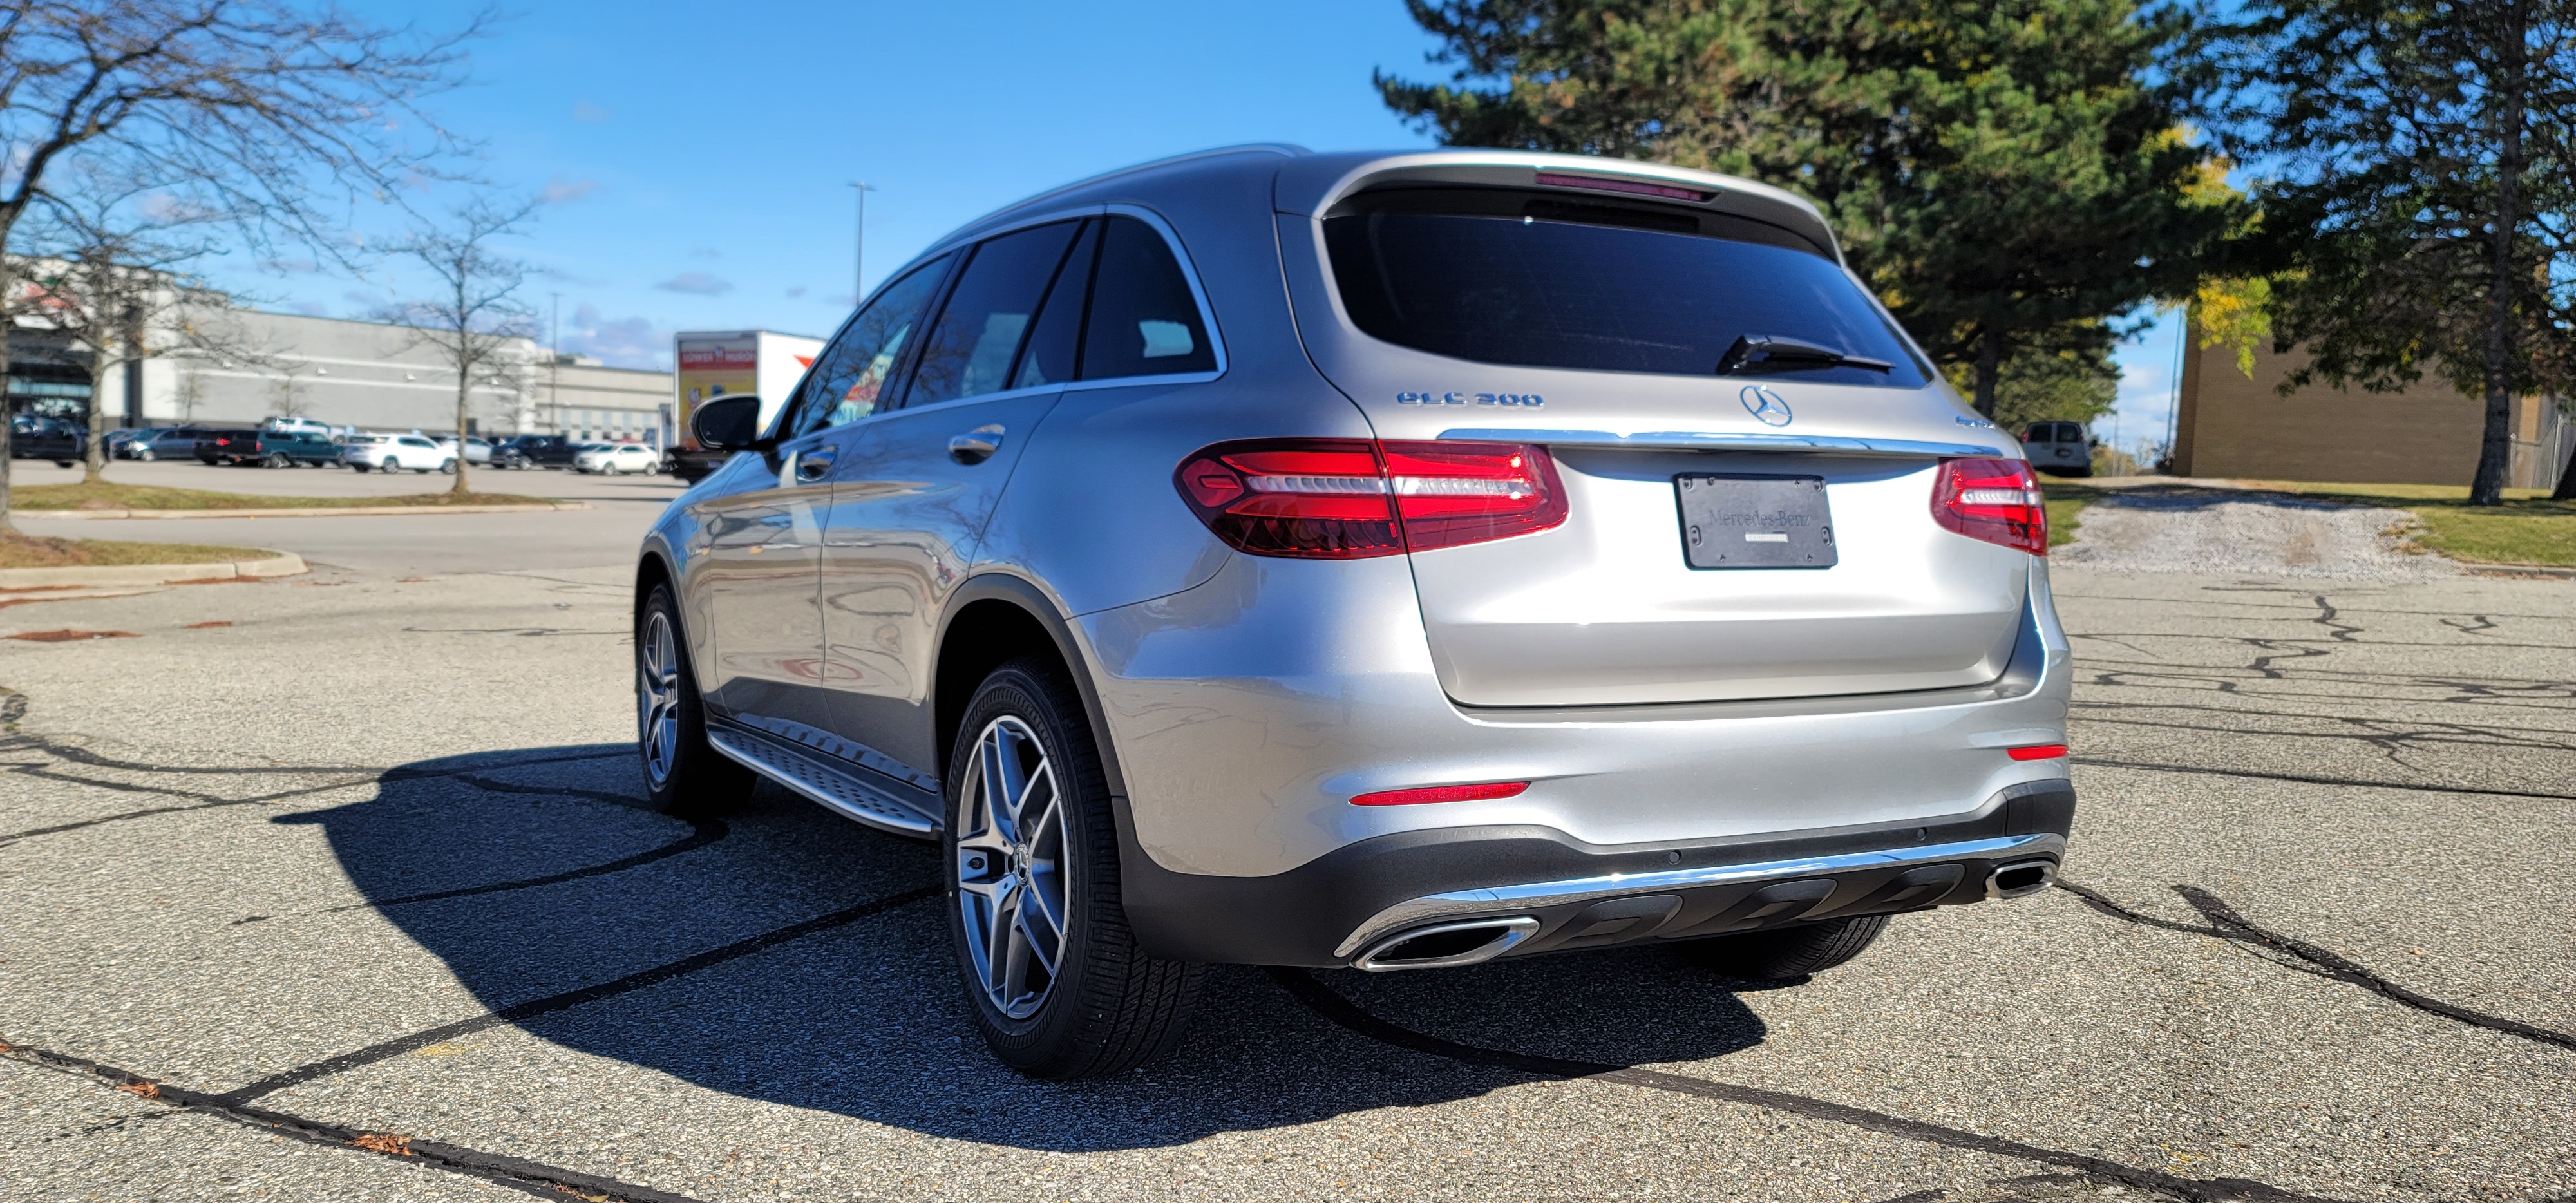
xmin=1674 ymin=473 xmax=1836 ymax=569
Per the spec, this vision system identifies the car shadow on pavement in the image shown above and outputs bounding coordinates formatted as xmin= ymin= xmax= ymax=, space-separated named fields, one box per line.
xmin=279 ymin=746 xmax=1770 ymax=1152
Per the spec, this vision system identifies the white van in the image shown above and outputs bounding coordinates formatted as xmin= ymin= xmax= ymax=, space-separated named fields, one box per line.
xmin=2021 ymin=421 xmax=2094 ymax=477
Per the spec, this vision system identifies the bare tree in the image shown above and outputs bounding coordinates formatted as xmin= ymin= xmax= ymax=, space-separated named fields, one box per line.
xmin=15 ymin=176 xmax=230 ymax=482
xmin=263 ymin=364 xmax=310 ymax=419
xmin=376 ymin=196 xmax=537 ymax=495
xmin=0 ymin=0 xmax=482 ymax=526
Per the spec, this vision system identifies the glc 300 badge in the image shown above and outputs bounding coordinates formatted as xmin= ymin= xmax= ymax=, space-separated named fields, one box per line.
xmin=1395 ymin=391 xmax=1545 ymax=406
xmin=1740 ymin=384 xmax=1794 ymax=427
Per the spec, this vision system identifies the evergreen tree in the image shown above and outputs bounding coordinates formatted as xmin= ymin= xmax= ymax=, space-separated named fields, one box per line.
xmin=2215 ymin=0 xmax=2576 ymax=505
xmin=1379 ymin=0 xmax=2242 ymax=417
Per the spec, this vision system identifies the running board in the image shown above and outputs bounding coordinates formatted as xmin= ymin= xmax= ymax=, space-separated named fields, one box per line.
xmin=706 ymin=726 xmax=942 ymax=838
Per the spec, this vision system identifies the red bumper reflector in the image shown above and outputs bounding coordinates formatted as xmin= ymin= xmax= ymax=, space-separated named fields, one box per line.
xmin=1350 ymin=781 xmax=1530 ymax=806
xmin=2007 ymin=744 xmax=2069 ymax=761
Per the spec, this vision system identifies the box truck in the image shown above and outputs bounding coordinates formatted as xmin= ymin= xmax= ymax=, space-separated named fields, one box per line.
xmin=668 ymin=329 xmax=824 ymax=482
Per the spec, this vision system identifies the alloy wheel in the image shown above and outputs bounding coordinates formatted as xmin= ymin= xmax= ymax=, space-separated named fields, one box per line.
xmin=954 ymin=715 xmax=1067 ymax=1019
xmin=636 ymin=609 xmax=681 ymax=786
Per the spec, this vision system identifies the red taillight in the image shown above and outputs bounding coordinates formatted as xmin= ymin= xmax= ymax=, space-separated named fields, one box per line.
xmin=1931 ymin=457 xmax=2047 ymax=555
xmin=1350 ymin=781 xmax=1529 ymax=806
xmin=2007 ymin=743 xmax=2069 ymax=761
xmin=1174 ymin=439 xmax=1566 ymax=559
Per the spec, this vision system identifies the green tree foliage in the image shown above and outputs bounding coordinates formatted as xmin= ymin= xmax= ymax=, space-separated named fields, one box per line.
xmin=2213 ymin=0 xmax=2576 ymax=505
xmin=1378 ymin=0 xmax=2244 ymax=417
xmin=1945 ymin=337 xmax=2123 ymax=431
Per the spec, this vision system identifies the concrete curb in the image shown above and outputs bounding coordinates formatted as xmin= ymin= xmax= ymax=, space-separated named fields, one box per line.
xmin=24 ymin=502 xmax=589 ymax=520
xmin=2463 ymin=562 xmax=2576 ymax=579
xmin=0 ymin=553 xmax=307 ymax=589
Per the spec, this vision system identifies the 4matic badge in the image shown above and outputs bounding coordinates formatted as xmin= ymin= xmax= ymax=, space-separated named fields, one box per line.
xmin=1395 ymin=390 xmax=1545 ymax=407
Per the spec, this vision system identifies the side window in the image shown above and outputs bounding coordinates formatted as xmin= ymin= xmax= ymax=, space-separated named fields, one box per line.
xmin=900 ymin=221 xmax=1083 ymax=408
xmin=1078 ymin=216 xmax=1217 ymax=380
xmin=786 ymin=254 xmax=953 ymax=439
xmin=1010 ymin=219 xmax=1099 ymax=390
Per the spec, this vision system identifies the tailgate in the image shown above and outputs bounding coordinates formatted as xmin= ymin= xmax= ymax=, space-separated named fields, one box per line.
xmin=1271 ymin=185 xmax=2033 ymax=707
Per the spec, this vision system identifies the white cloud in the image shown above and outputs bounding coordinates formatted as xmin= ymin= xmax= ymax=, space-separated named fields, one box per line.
xmin=654 ymin=272 xmax=732 ymax=296
xmin=562 ymin=308 xmax=672 ymax=370
xmin=542 ymin=177 xmax=599 ymax=205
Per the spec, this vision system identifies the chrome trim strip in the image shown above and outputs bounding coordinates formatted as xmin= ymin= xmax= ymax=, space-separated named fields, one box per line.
xmin=707 ymin=729 xmax=941 ymax=838
xmin=1438 ymin=428 xmax=1996 ymax=458
xmin=1334 ymin=833 xmax=2066 ymax=958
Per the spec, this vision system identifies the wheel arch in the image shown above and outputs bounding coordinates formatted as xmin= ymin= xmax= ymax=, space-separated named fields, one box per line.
xmin=933 ymin=574 xmax=1128 ymax=800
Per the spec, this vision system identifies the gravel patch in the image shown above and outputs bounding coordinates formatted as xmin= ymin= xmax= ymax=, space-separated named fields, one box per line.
xmin=2056 ymin=490 xmax=2459 ymax=580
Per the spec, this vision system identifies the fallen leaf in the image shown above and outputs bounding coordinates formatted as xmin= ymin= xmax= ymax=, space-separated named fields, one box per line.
xmin=117 ymin=1081 xmax=160 ymax=1099
xmin=8 ymin=630 xmax=140 ymax=642
xmin=350 ymin=1132 xmax=414 ymax=1155
xmin=184 ymin=621 xmax=232 ymax=629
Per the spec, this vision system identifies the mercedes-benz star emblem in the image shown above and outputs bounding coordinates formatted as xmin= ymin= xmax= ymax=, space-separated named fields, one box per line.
xmin=1740 ymin=384 xmax=1794 ymax=427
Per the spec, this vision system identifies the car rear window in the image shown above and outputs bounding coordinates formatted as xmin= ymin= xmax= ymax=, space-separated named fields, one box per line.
xmin=1323 ymin=188 xmax=1926 ymax=388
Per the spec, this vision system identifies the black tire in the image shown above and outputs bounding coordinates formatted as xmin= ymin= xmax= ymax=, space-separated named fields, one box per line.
xmin=265 ymin=453 xmax=290 ymax=469
xmin=1676 ymin=914 xmax=1891 ymax=982
xmin=944 ymin=657 xmax=1202 ymax=1079
xmin=635 ymin=583 xmax=753 ymax=816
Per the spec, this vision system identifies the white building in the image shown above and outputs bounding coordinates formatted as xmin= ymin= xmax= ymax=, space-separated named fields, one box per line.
xmin=12 ymin=307 xmax=674 ymax=443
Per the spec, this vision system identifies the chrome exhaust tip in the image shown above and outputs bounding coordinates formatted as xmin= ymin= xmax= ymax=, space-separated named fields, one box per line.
xmin=1354 ymin=916 xmax=1540 ymax=972
xmin=1986 ymin=858 xmax=2057 ymax=900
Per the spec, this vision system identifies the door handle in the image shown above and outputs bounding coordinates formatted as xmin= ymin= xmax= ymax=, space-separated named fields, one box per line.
xmin=796 ymin=451 xmax=836 ymax=481
xmin=948 ymin=424 xmax=1005 ymax=465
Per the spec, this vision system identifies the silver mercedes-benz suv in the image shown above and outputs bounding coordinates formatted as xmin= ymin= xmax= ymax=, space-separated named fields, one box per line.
xmin=634 ymin=146 xmax=2074 ymax=1079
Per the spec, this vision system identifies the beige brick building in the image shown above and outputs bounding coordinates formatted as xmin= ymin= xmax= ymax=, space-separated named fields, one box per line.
xmin=2173 ymin=326 xmax=2570 ymax=489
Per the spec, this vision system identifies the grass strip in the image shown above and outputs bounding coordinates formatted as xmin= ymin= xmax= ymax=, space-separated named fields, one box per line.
xmin=2036 ymin=475 xmax=2103 ymax=551
xmin=2231 ymin=481 xmax=2575 ymax=567
xmin=14 ymin=482 xmax=551 ymax=511
xmin=0 ymin=534 xmax=275 ymax=569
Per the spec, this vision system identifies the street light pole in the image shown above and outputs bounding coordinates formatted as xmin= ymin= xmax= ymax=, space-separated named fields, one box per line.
xmin=847 ymin=180 xmax=876 ymax=303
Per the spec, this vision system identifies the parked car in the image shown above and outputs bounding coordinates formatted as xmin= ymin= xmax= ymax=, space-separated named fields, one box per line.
xmin=2021 ymin=421 xmax=2094 ymax=478
xmin=119 ymin=426 xmax=209 ymax=460
xmin=198 ymin=429 xmax=341 ymax=468
xmin=574 ymin=441 xmax=658 ymax=475
xmin=663 ymin=422 xmax=745 ymax=484
xmin=9 ymin=415 xmax=82 ymax=466
xmin=632 ymin=148 xmax=2072 ymax=1081
xmin=343 ymin=433 xmax=453 ymax=474
xmin=489 ymin=433 xmax=582 ymax=469
xmin=433 ymin=435 xmax=493 ymax=465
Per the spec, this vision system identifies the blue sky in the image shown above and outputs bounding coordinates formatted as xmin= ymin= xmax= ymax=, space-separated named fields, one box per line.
xmin=226 ymin=0 xmax=2180 ymax=448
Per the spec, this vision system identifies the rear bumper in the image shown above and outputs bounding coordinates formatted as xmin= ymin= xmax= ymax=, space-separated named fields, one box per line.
xmin=1121 ymin=779 xmax=2074 ymax=967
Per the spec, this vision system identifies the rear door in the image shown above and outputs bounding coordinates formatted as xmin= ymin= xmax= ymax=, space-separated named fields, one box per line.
xmin=816 ymin=218 xmax=1092 ymax=777
xmin=1278 ymin=184 xmax=2031 ymax=706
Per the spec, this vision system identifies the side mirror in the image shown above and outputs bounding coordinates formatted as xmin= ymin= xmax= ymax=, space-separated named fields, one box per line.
xmin=691 ymin=395 xmax=764 ymax=451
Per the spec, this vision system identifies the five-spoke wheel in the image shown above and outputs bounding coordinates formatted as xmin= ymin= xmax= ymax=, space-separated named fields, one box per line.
xmin=953 ymin=715 xmax=1066 ymax=1019
xmin=636 ymin=607 xmax=682 ymax=788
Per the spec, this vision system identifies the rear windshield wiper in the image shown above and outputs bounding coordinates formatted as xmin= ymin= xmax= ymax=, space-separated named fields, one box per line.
xmin=1715 ymin=334 xmax=1893 ymax=375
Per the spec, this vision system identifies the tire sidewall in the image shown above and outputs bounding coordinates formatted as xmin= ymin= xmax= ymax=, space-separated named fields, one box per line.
xmin=943 ymin=661 xmax=1114 ymax=1069
xmin=636 ymin=582 xmax=738 ymax=815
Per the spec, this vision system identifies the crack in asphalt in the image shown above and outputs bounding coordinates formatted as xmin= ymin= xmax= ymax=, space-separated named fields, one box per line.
xmin=0 ymin=748 xmax=632 ymax=846
xmin=299 ymin=811 xmax=727 ymax=918
xmin=0 ymin=1039 xmax=703 ymax=1202
xmin=2070 ymin=756 xmax=2576 ymax=801
xmin=2069 ymin=712 xmax=2576 ymax=752
xmin=218 ymin=885 xmax=940 ymax=1104
xmin=2053 ymin=879 xmax=2576 ymax=1053
xmin=1264 ymin=967 xmax=2349 ymax=1203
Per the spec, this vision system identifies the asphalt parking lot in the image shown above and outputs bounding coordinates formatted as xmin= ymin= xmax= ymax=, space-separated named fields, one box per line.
xmin=8 ymin=459 xmax=683 ymax=574
xmin=1 ymin=555 xmax=2570 ymax=1201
